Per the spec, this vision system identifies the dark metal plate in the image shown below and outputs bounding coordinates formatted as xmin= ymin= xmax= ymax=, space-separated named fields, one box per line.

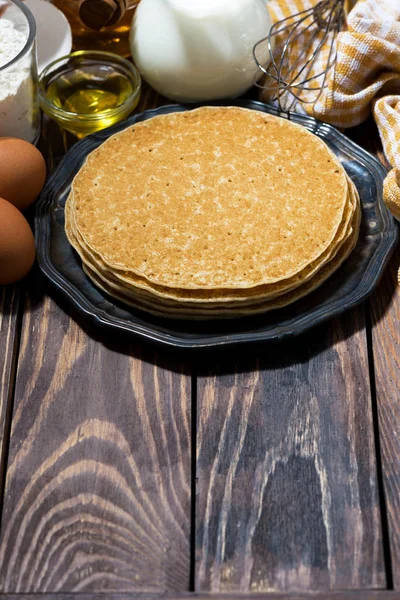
xmin=35 ymin=100 xmax=398 ymax=348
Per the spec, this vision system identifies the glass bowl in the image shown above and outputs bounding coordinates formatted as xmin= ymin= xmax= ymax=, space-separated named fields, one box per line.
xmin=38 ymin=50 xmax=141 ymax=138
xmin=0 ymin=0 xmax=40 ymax=144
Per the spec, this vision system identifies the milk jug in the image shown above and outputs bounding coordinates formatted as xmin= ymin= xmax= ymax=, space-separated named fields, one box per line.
xmin=130 ymin=0 xmax=272 ymax=101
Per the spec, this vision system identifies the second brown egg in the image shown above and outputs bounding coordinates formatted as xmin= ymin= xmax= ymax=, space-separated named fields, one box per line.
xmin=0 ymin=138 xmax=46 ymax=211
xmin=0 ymin=197 xmax=36 ymax=285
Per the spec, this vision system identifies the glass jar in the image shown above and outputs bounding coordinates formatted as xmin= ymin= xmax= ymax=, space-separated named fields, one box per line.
xmin=51 ymin=0 xmax=139 ymax=57
xmin=0 ymin=0 xmax=40 ymax=144
xmin=130 ymin=0 xmax=273 ymax=102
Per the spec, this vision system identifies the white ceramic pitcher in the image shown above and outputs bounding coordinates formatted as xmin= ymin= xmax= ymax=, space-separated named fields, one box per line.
xmin=130 ymin=0 xmax=272 ymax=102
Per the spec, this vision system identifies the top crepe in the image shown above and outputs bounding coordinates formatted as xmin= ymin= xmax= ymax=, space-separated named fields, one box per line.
xmin=70 ymin=106 xmax=349 ymax=290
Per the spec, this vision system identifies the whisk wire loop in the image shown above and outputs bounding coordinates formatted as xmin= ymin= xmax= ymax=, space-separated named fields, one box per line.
xmin=253 ymin=0 xmax=346 ymax=113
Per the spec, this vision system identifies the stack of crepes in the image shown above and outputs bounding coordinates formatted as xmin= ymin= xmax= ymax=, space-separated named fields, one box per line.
xmin=65 ymin=106 xmax=361 ymax=319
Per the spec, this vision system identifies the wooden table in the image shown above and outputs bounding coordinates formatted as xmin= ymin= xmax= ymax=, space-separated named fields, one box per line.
xmin=0 ymin=87 xmax=399 ymax=600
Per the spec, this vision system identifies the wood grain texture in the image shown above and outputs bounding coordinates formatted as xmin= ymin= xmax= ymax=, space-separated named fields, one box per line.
xmin=0 ymin=593 xmax=398 ymax=600
xmin=0 ymin=287 xmax=191 ymax=593
xmin=371 ymin=244 xmax=400 ymax=587
xmin=0 ymin=285 xmax=19 ymax=461
xmin=196 ymin=308 xmax=385 ymax=593
xmin=348 ymin=116 xmax=400 ymax=587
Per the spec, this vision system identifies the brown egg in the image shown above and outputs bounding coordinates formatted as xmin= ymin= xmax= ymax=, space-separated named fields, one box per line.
xmin=0 ymin=197 xmax=36 ymax=285
xmin=0 ymin=138 xmax=46 ymax=211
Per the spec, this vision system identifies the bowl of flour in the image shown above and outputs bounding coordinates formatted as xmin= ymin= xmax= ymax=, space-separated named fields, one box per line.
xmin=0 ymin=0 xmax=40 ymax=143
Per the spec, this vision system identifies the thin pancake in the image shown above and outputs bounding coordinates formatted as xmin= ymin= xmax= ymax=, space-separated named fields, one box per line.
xmin=81 ymin=198 xmax=360 ymax=319
xmin=69 ymin=106 xmax=349 ymax=289
xmin=65 ymin=176 xmax=356 ymax=304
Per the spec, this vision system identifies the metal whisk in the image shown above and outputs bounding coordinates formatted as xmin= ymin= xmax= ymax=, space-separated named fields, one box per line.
xmin=253 ymin=0 xmax=346 ymax=113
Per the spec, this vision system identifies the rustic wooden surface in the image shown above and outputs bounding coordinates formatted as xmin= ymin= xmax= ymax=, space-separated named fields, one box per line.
xmin=196 ymin=307 xmax=384 ymax=593
xmin=0 ymin=94 xmax=398 ymax=597
xmin=349 ymin=119 xmax=400 ymax=590
xmin=0 ymin=287 xmax=191 ymax=593
xmin=371 ymin=243 xmax=400 ymax=589
xmin=0 ymin=594 xmax=400 ymax=600
xmin=0 ymin=286 xmax=20 ymax=477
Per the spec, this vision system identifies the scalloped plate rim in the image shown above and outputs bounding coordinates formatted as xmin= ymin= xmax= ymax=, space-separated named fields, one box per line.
xmin=34 ymin=99 xmax=399 ymax=348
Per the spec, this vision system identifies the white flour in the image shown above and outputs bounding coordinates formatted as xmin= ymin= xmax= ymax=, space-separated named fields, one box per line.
xmin=0 ymin=18 xmax=38 ymax=142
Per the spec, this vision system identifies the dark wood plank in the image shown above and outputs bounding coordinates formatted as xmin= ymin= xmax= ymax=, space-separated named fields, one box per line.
xmin=0 ymin=592 xmax=398 ymax=600
xmin=196 ymin=307 xmax=385 ymax=592
xmin=348 ymin=116 xmax=400 ymax=587
xmin=0 ymin=286 xmax=19 ymax=462
xmin=371 ymin=244 xmax=400 ymax=587
xmin=0 ymin=288 xmax=191 ymax=593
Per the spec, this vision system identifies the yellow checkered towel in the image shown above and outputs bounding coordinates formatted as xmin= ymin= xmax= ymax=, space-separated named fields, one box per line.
xmin=260 ymin=0 xmax=400 ymax=222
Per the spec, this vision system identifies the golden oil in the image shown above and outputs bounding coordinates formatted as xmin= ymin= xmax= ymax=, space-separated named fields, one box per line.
xmin=42 ymin=57 xmax=141 ymax=138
